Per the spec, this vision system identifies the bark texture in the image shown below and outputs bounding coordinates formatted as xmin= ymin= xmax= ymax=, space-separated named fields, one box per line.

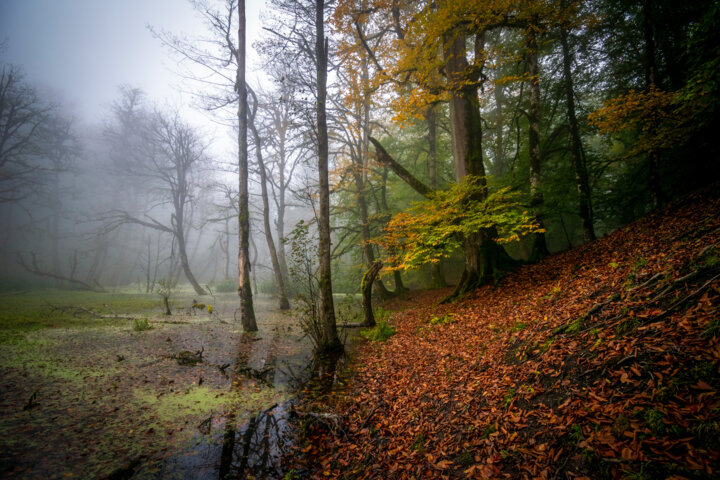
xmin=237 ymin=0 xmax=257 ymax=332
xmin=361 ymin=261 xmax=383 ymax=327
xmin=443 ymin=32 xmax=515 ymax=299
xmin=315 ymin=0 xmax=342 ymax=353
xmin=527 ymin=24 xmax=550 ymax=260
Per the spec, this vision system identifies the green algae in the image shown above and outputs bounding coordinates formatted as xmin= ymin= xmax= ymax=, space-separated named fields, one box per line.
xmin=133 ymin=384 xmax=285 ymax=423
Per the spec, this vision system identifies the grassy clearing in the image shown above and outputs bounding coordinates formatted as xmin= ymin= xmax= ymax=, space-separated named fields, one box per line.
xmin=0 ymin=289 xmax=159 ymax=337
xmin=0 ymin=289 xmax=310 ymax=479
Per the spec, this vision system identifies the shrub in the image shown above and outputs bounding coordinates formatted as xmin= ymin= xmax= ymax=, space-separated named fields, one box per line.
xmin=361 ymin=319 xmax=396 ymax=342
xmin=133 ymin=318 xmax=152 ymax=332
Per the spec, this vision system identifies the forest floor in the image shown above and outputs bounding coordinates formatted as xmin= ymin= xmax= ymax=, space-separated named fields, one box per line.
xmin=292 ymin=185 xmax=720 ymax=480
xmin=0 ymin=289 xmax=362 ymax=479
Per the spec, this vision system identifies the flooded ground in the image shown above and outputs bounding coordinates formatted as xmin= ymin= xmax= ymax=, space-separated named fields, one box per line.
xmin=0 ymin=290 xmax=360 ymax=479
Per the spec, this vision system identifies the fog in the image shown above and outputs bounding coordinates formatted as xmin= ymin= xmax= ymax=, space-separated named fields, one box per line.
xmin=0 ymin=0 xmax=327 ymax=295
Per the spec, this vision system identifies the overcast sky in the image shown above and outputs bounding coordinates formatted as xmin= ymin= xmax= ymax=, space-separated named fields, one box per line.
xmin=0 ymin=0 xmax=267 ymax=152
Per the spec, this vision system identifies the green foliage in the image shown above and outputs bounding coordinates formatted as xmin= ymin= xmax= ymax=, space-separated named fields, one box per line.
xmin=132 ymin=317 xmax=152 ymax=332
xmin=287 ymin=221 xmax=323 ymax=349
xmin=429 ymin=314 xmax=454 ymax=326
xmin=376 ymin=176 xmax=542 ymax=271
xmin=361 ymin=319 xmax=396 ymax=343
xmin=504 ymin=387 xmax=517 ymax=407
xmin=643 ymin=408 xmax=666 ymax=435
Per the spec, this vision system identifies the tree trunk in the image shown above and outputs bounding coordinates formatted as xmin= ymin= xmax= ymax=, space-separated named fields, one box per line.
xmin=237 ymin=0 xmax=257 ymax=332
xmin=426 ymin=104 xmax=447 ymax=288
xmin=444 ymin=32 xmax=515 ymax=298
xmin=357 ymin=47 xmax=392 ymax=299
xmin=315 ymin=0 xmax=342 ymax=353
xmin=643 ymin=0 xmax=664 ymax=209
xmin=248 ymin=90 xmax=290 ymax=310
xmin=560 ymin=23 xmax=595 ymax=243
xmin=527 ymin=23 xmax=550 ymax=260
xmin=369 ymin=137 xmax=433 ymax=198
xmin=176 ymin=228 xmax=207 ymax=296
xmin=361 ymin=261 xmax=382 ymax=327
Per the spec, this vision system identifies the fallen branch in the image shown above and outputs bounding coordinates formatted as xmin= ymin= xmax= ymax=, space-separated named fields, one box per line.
xmin=293 ymin=408 xmax=346 ymax=437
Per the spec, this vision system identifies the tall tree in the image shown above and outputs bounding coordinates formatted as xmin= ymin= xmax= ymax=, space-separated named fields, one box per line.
xmin=0 ymin=64 xmax=52 ymax=204
xmin=101 ymin=92 xmax=208 ymax=296
xmin=526 ymin=19 xmax=550 ymax=259
xmin=316 ymin=0 xmax=342 ymax=353
xmin=248 ymin=87 xmax=291 ymax=310
xmin=236 ymin=0 xmax=257 ymax=331
xmin=558 ymin=3 xmax=595 ymax=242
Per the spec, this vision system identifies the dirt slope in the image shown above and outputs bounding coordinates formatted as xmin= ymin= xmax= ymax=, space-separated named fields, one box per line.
xmin=293 ymin=187 xmax=720 ymax=479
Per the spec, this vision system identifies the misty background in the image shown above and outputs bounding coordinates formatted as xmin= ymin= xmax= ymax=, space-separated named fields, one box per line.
xmin=0 ymin=0 xmax=320 ymax=294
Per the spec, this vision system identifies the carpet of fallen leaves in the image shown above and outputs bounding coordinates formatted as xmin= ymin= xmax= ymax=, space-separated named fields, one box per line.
xmin=291 ymin=187 xmax=720 ymax=479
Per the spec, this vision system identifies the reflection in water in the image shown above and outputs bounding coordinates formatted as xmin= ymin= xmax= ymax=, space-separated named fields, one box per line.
xmin=150 ymin=326 xmax=352 ymax=480
xmin=218 ymin=350 xmax=346 ymax=479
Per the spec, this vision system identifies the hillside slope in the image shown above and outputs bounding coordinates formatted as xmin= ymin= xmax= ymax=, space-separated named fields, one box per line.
xmin=294 ymin=187 xmax=720 ymax=479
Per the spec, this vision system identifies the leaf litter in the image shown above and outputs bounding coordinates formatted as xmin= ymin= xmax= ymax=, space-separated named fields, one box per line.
xmin=289 ymin=186 xmax=720 ymax=479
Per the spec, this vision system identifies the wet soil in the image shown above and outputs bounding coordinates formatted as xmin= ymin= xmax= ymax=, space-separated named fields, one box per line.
xmin=0 ymin=291 xmax=359 ymax=479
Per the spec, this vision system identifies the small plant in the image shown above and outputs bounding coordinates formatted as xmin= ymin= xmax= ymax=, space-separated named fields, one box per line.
xmin=480 ymin=424 xmax=497 ymax=439
xmin=538 ymin=338 xmax=554 ymax=354
xmin=133 ymin=318 xmax=152 ymax=332
xmin=283 ymin=470 xmax=300 ymax=480
xmin=504 ymin=387 xmax=517 ymax=407
xmin=510 ymin=321 xmax=526 ymax=332
xmin=643 ymin=408 xmax=665 ymax=435
xmin=570 ymin=424 xmax=584 ymax=442
xmin=634 ymin=256 xmax=648 ymax=269
xmin=374 ymin=306 xmax=390 ymax=323
xmin=429 ymin=313 xmax=453 ymax=326
xmin=361 ymin=319 xmax=396 ymax=342
xmin=412 ymin=433 xmax=426 ymax=452
xmin=287 ymin=221 xmax=327 ymax=350
xmin=565 ymin=315 xmax=586 ymax=334
xmin=156 ymin=278 xmax=173 ymax=315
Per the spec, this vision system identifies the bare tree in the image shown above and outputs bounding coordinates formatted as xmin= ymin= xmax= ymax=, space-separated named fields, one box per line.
xmin=248 ymin=87 xmax=290 ymax=310
xmin=101 ymin=91 xmax=208 ymax=295
xmin=0 ymin=64 xmax=53 ymax=203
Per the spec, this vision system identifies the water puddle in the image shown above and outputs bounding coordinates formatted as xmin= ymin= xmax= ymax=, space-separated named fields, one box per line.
xmin=133 ymin=328 xmax=357 ymax=480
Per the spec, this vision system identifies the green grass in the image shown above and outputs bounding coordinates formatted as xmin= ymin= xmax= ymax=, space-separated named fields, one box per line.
xmin=361 ymin=319 xmax=396 ymax=342
xmin=0 ymin=290 xmax=160 ymax=339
